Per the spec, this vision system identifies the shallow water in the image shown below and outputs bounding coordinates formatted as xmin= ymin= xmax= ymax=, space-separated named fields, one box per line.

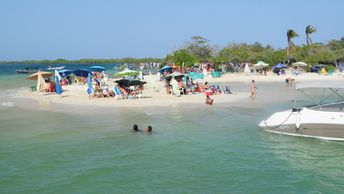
xmin=1 ymin=67 xmax=344 ymax=193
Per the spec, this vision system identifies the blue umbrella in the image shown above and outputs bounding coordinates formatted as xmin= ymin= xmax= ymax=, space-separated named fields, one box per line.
xmin=339 ymin=63 xmax=343 ymax=72
xmin=74 ymin=69 xmax=91 ymax=77
xmin=58 ymin=69 xmax=73 ymax=78
xmin=87 ymin=73 xmax=92 ymax=96
xmin=274 ymin=63 xmax=287 ymax=69
xmin=55 ymin=75 xmax=62 ymax=95
xmin=315 ymin=64 xmax=327 ymax=68
xmin=188 ymin=72 xmax=204 ymax=80
xmin=89 ymin=65 xmax=106 ymax=72
xmin=159 ymin=65 xmax=173 ymax=74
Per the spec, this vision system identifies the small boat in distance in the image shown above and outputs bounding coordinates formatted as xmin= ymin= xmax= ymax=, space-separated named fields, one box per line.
xmin=47 ymin=65 xmax=65 ymax=70
xmin=16 ymin=67 xmax=39 ymax=74
xmin=259 ymin=81 xmax=344 ymax=141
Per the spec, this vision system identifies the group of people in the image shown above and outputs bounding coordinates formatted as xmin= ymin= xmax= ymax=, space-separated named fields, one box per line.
xmin=132 ymin=124 xmax=152 ymax=134
xmin=43 ymin=78 xmax=56 ymax=92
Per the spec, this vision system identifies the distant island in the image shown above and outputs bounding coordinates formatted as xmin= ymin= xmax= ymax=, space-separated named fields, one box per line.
xmin=0 ymin=57 xmax=162 ymax=65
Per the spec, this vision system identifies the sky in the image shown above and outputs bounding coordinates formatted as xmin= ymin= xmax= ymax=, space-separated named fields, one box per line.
xmin=0 ymin=0 xmax=343 ymax=61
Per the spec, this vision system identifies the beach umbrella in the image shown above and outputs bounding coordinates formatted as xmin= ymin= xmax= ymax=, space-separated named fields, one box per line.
xmin=114 ymin=78 xmax=146 ymax=87
xmin=254 ymin=61 xmax=269 ymax=67
xmin=55 ymin=75 xmax=62 ymax=95
xmin=87 ymin=73 xmax=92 ymax=98
xmin=73 ymin=69 xmax=91 ymax=77
xmin=273 ymin=63 xmax=288 ymax=69
xmin=26 ymin=71 xmax=53 ymax=80
xmin=159 ymin=65 xmax=173 ymax=74
xmin=164 ymin=71 xmax=185 ymax=80
xmin=188 ymin=72 xmax=204 ymax=80
xmin=89 ymin=65 xmax=106 ymax=72
xmin=115 ymin=68 xmax=139 ymax=77
xmin=58 ymin=69 xmax=73 ymax=78
xmin=292 ymin=61 xmax=308 ymax=67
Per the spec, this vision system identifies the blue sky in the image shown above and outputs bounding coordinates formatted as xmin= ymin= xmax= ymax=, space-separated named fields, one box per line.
xmin=0 ymin=0 xmax=343 ymax=61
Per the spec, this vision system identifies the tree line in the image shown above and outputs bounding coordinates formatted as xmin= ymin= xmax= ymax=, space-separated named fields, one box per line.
xmin=165 ymin=25 xmax=344 ymax=69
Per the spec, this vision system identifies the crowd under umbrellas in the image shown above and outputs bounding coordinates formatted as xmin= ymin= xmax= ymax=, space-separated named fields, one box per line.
xmin=24 ymin=64 xmax=151 ymax=100
xmin=159 ymin=65 xmax=227 ymax=99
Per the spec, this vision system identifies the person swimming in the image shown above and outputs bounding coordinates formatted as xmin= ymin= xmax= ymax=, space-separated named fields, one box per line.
xmin=132 ymin=124 xmax=142 ymax=132
xmin=145 ymin=126 xmax=152 ymax=133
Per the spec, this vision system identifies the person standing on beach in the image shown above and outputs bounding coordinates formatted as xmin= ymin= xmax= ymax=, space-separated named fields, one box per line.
xmin=250 ymin=80 xmax=257 ymax=100
xmin=285 ymin=78 xmax=295 ymax=87
xmin=206 ymin=95 xmax=214 ymax=105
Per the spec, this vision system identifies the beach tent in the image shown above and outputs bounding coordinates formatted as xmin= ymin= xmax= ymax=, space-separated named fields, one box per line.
xmin=73 ymin=69 xmax=91 ymax=77
xmin=26 ymin=71 xmax=53 ymax=80
xmin=254 ymin=61 xmax=269 ymax=68
xmin=115 ymin=68 xmax=139 ymax=77
xmin=292 ymin=61 xmax=308 ymax=67
xmin=244 ymin=63 xmax=250 ymax=73
xmin=89 ymin=65 xmax=106 ymax=72
xmin=26 ymin=71 xmax=53 ymax=92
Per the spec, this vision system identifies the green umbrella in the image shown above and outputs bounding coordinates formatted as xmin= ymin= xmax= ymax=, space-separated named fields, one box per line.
xmin=115 ymin=68 xmax=139 ymax=77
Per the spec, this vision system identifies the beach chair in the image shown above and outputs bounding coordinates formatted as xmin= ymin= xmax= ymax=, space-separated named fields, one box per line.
xmin=224 ymin=85 xmax=232 ymax=94
xmin=216 ymin=84 xmax=221 ymax=93
xmin=114 ymin=86 xmax=123 ymax=100
xmin=30 ymin=86 xmax=37 ymax=92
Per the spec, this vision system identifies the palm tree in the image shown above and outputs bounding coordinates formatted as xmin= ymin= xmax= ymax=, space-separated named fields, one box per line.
xmin=306 ymin=25 xmax=316 ymax=46
xmin=287 ymin=29 xmax=299 ymax=57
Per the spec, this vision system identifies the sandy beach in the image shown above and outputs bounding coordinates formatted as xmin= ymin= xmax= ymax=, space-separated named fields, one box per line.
xmin=11 ymin=72 xmax=344 ymax=111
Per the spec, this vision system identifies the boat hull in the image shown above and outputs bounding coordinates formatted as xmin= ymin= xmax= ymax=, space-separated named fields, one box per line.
xmin=16 ymin=70 xmax=38 ymax=74
xmin=47 ymin=66 xmax=65 ymax=70
xmin=259 ymin=108 xmax=344 ymax=141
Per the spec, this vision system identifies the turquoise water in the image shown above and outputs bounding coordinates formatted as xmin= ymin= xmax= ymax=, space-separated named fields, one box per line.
xmin=1 ymin=69 xmax=344 ymax=193
xmin=1 ymin=105 xmax=344 ymax=193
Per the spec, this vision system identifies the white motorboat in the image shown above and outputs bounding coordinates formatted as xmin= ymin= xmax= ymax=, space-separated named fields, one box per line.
xmin=47 ymin=65 xmax=65 ymax=70
xmin=259 ymin=81 xmax=344 ymax=141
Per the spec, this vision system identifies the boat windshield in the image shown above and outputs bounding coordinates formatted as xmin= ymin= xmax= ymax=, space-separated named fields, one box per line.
xmin=296 ymin=86 xmax=344 ymax=108
xmin=309 ymin=101 xmax=344 ymax=112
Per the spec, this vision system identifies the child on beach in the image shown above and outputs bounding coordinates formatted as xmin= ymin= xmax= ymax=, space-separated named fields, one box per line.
xmin=206 ymin=95 xmax=214 ymax=105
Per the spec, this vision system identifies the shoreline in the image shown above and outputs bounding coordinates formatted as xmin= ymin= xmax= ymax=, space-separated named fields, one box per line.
xmin=2 ymin=72 xmax=343 ymax=114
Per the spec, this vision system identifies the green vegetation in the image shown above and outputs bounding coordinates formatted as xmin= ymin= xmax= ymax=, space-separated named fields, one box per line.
xmin=165 ymin=28 xmax=344 ymax=69
xmin=306 ymin=25 xmax=317 ymax=46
